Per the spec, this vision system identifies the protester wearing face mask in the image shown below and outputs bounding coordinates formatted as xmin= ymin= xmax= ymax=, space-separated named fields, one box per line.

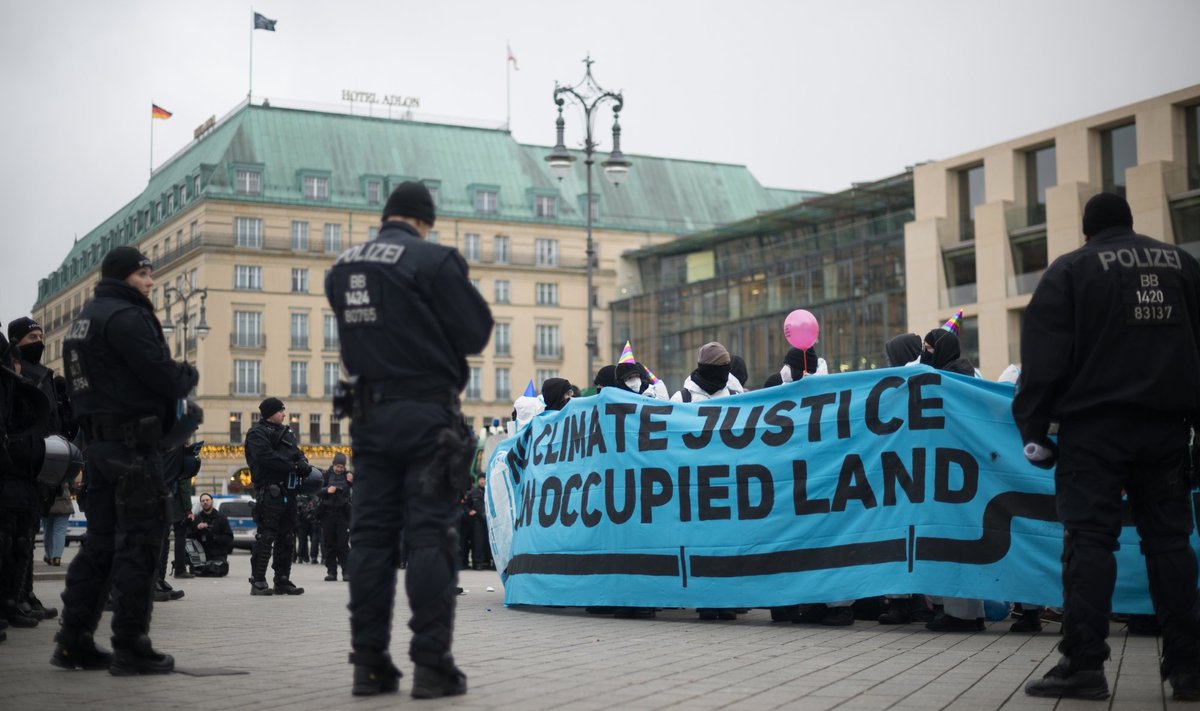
xmin=919 ymin=330 xmax=976 ymax=376
xmin=762 ymin=346 xmax=828 ymax=388
xmin=884 ymin=333 xmax=922 ymax=368
xmin=614 ymin=363 xmax=647 ymax=395
xmin=671 ymin=343 xmax=744 ymax=403
xmin=540 ymin=378 xmax=574 ymax=411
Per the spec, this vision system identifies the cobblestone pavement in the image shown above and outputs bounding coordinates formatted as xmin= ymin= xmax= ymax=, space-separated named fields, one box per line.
xmin=1 ymin=546 xmax=1187 ymax=710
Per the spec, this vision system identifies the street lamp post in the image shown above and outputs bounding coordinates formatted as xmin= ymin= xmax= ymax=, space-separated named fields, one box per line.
xmin=546 ymin=55 xmax=631 ymax=384
xmin=160 ymin=283 xmax=210 ymax=366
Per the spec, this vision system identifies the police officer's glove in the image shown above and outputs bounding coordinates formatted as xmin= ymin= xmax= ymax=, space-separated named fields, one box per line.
xmin=293 ymin=459 xmax=310 ymax=475
xmin=1023 ymin=438 xmax=1058 ymax=470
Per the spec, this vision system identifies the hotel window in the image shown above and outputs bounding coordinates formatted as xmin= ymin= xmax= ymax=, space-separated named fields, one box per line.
xmin=463 ymin=233 xmax=480 ymax=261
xmin=167 ymin=193 xmax=175 ymax=213
xmin=535 ymin=324 xmax=561 ymax=358
xmin=1186 ymin=104 xmax=1200 ymax=191
xmin=466 ymin=368 xmax=482 ymax=401
xmin=366 ymin=179 xmax=382 ymax=204
xmin=193 ymin=175 xmax=201 ymax=197
xmin=291 ymin=268 xmax=309 ymax=293
xmin=495 ymin=368 xmax=511 ymax=401
xmin=330 ymin=418 xmax=341 ymax=444
xmin=291 ymin=221 xmax=309 ymax=251
xmin=290 ymin=361 xmax=308 ymax=396
xmin=232 ymin=311 xmax=263 ymax=347
xmin=957 ymin=164 xmax=985 ymax=241
xmin=494 ymin=323 xmax=510 ymax=356
xmin=324 ymin=314 xmax=339 ymax=350
xmin=229 ymin=412 xmax=243 ymax=444
xmin=324 ymin=362 xmax=340 ymax=396
xmin=535 ymin=195 xmax=557 ymax=218
xmin=427 ymin=186 xmax=439 ymax=205
xmin=234 ymin=217 xmax=263 ymax=248
xmin=235 ymin=170 xmax=261 ymax=195
xmin=289 ymin=413 xmax=302 ymax=439
xmin=943 ymin=247 xmax=977 ymax=307
xmin=535 ymin=238 xmax=559 ymax=267
xmin=309 ymin=413 xmax=321 ymax=444
xmin=494 ymin=279 xmax=510 ymax=304
xmin=494 ymin=235 xmax=510 ymax=264
xmin=323 ymin=224 xmax=342 ymax=253
xmin=1101 ymin=122 xmax=1137 ymax=198
xmin=474 ymin=190 xmax=497 ymax=213
xmin=304 ymin=175 xmax=329 ymax=200
xmin=233 ymin=359 xmax=261 ymax=395
xmin=233 ymin=265 xmax=262 ymax=290
xmin=290 ymin=313 xmax=309 ymax=350
xmin=536 ymin=283 xmax=558 ymax=306
xmin=536 ymin=369 xmax=559 ymax=385
xmin=1025 ymin=145 xmax=1056 ymax=226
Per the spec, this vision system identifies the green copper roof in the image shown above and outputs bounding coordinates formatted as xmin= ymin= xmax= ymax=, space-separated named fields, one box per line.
xmin=38 ymin=101 xmax=814 ymax=304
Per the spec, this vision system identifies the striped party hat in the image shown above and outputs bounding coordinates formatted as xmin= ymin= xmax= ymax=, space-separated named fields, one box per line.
xmin=618 ymin=340 xmax=636 ymax=364
xmin=644 ymin=366 xmax=659 ymax=385
xmin=941 ymin=309 xmax=963 ymax=335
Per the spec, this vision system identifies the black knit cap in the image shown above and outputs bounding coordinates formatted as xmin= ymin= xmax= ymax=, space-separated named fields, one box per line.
xmin=259 ymin=397 xmax=285 ymax=419
xmin=1082 ymin=192 xmax=1133 ymax=237
xmin=101 ymin=246 xmax=153 ymax=280
xmin=382 ymin=181 xmax=436 ymax=226
xmin=7 ymin=317 xmax=41 ymax=343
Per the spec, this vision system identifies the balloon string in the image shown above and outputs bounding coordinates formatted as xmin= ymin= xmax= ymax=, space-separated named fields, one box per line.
xmin=803 ymin=351 xmax=808 ymax=375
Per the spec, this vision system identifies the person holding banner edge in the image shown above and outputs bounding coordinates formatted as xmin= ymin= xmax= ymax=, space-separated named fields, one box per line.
xmin=1014 ymin=192 xmax=1200 ymax=701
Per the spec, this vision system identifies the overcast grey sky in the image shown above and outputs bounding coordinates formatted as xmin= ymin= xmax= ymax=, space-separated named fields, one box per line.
xmin=2 ymin=0 xmax=1198 ymax=320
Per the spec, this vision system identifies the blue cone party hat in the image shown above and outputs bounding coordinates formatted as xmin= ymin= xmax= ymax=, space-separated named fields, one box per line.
xmin=522 ymin=379 xmax=537 ymax=397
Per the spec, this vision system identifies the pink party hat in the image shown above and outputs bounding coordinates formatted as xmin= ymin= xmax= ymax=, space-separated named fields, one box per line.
xmin=644 ymin=366 xmax=659 ymax=384
xmin=941 ymin=309 xmax=963 ymax=335
xmin=618 ymin=340 xmax=636 ymax=364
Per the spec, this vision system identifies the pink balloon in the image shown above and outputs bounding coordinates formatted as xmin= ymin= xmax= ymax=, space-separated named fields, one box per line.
xmin=784 ymin=309 xmax=819 ymax=350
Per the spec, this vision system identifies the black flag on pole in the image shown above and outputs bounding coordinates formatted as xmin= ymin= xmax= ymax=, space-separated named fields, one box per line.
xmin=253 ymin=12 xmax=277 ymax=31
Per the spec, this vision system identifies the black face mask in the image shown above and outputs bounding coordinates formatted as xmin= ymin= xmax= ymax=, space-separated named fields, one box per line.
xmin=18 ymin=342 xmax=45 ymax=365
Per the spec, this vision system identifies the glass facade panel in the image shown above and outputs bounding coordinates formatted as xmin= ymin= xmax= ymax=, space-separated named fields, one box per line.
xmin=958 ymin=164 xmax=985 ymax=241
xmin=1187 ymin=104 xmax=1200 ymax=191
xmin=1025 ymin=145 xmax=1056 ymax=226
xmin=1009 ymin=231 xmax=1048 ymax=296
xmin=943 ymin=248 xmax=977 ymax=306
xmin=1102 ymin=122 xmax=1137 ymax=197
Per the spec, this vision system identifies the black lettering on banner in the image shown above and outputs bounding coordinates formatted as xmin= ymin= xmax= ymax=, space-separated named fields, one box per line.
xmin=640 ymin=467 xmax=673 ymax=523
xmin=836 ymin=390 xmax=852 ymax=439
xmin=719 ymin=406 xmax=763 ymax=449
xmin=908 ymin=373 xmax=945 ymax=430
xmin=520 ymin=481 xmax=535 ymax=528
xmin=934 ymin=448 xmax=978 ymax=503
xmin=544 ymin=419 xmax=560 ymax=465
xmin=586 ymin=407 xmax=607 ymax=457
xmin=800 ymin=392 xmax=837 ymax=442
xmin=793 ymin=460 xmax=831 ymax=515
xmin=605 ymin=468 xmax=636 ymax=524
xmin=736 ymin=465 xmax=774 ymax=520
xmin=531 ymin=424 xmax=552 ymax=465
xmin=683 ymin=407 xmax=721 ymax=449
xmin=866 ymin=376 xmax=905 ymax=435
xmin=580 ymin=472 xmax=603 ymax=527
xmin=678 ymin=466 xmax=692 ymax=522
xmin=882 ymin=449 xmax=926 ymax=505
xmin=539 ymin=477 xmax=562 ymax=527
xmin=831 ymin=454 xmax=877 ymax=511
xmin=698 ymin=465 xmax=732 ymax=521
xmin=605 ymin=403 xmax=637 ymax=453
xmin=761 ymin=400 xmax=796 ymax=446
xmin=562 ymin=412 xmax=586 ymax=463
xmin=638 ymin=405 xmax=672 ymax=452
xmin=560 ymin=473 xmax=583 ymax=527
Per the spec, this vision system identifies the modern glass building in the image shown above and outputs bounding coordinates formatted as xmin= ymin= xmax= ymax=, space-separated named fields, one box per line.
xmin=610 ymin=171 xmax=915 ymax=391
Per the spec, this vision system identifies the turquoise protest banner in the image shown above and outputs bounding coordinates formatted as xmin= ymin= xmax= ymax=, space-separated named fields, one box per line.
xmin=485 ymin=366 xmax=1196 ymax=613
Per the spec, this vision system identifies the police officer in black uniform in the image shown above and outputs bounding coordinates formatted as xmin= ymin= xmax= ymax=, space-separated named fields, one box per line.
xmin=1015 ymin=193 xmax=1200 ymax=701
xmin=52 ymin=246 xmax=198 ymax=674
xmin=326 ymin=181 xmax=493 ymax=698
xmin=244 ymin=397 xmax=306 ymax=596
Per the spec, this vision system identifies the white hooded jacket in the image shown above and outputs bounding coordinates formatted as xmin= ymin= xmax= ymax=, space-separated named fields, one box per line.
xmin=670 ymin=372 xmax=745 ymax=403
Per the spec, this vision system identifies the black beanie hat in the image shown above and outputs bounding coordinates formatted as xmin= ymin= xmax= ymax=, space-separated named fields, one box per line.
xmin=594 ymin=365 xmax=617 ymax=389
xmin=729 ymin=355 xmax=748 ymax=388
xmin=259 ymin=397 xmax=285 ymax=419
xmin=101 ymin=246 xmax=153 ymax=280
xmin=1082 ymin=192 xmax=1133 ymax=237
xmin=332 ymin=452 xmax=347 ymax=466
xmin=382 ymin=181 xmax=436 ymax=226
xmin=7 ymin=317 xmax=41 ymax=344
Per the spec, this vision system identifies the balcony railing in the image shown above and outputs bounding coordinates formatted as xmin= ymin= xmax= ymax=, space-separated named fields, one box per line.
xmin=941 ymin=283 xmax=978 ymax=308
xmin=323 ymin=338 xmax=340 ymax=351
xmin=534 ymin=345 xmax=564 ymax=361
xmin=229 ymin=381 xmax=266 ymax=397
xmin=230 ymin=333 xmax=266 ymax=349
xmin=1005 ymin=204 xmax=1047 ymax=234
xmin=290 ymin=337 xmax=309 ymax=350
xmin=1007 ymin=271 xmax=1044 ymax=297
xmin=494 ymin=344 xmax=511 ymax=357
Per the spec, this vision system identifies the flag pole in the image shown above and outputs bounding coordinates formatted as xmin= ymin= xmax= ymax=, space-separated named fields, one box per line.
xmin=248 ymin=7 xmax=254 ymax=101
xmin=149 ymin=107 xmax=154 ymax=179
xmin=505 ymin=40 xmax=511 ymax=132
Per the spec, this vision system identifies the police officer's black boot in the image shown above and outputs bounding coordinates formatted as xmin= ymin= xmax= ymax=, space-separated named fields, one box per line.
xmin=0 ymin=618 xmax=7 ymax=643
xmin=273 ymin=576 xmax=304 ymax=595
xmin=108 ymin=634 xmax=174 ymax=676
xmin=249 ymin=577 xmax=274 ymax=596
xmin=3 ymin=599 xmax=40 ymax=628
xmin=411 ymin=653 xmax=467 ymax=699
xmin=50 ymin=628 xmax=113 ymax=670
xmin=349 ymin=650 xmax=402 ymax=696
xmin=27 ymin=592 xmax=58 ymax=620
xmin=1024 ymin=656 xmax=1109 ymax=699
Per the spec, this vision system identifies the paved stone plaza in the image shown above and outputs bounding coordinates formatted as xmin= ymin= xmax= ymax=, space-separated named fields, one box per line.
xmin=0 ymin=547 xmax=1189 ymax=710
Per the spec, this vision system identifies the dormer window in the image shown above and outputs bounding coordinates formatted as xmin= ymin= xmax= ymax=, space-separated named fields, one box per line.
xmin=366 ymin=179 xmax=382 ymax=204
xmin=303 ymin=175 xmax=329 ymax=200
xmin=236 ymin=169 xmax=262 ymax=195
xmin=474 ymin=189 xmax=497 ymax=213
xmin=535 ymin=195 xmax=557 ymax=218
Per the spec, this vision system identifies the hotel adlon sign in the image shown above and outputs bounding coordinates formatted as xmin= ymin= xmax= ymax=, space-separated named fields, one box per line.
xmin=341 ymin=90 xmax=420 ymax=108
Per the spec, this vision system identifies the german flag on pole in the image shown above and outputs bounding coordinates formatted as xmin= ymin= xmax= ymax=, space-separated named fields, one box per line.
xmin=151 ymin=104 xmax=172 ymax=120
